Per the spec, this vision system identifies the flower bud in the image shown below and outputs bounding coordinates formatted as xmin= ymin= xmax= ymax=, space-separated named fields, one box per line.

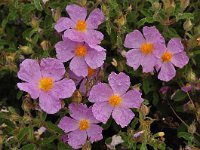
xmin=140 ymin=104 xmax=150 ymax=116
xmin=186 ymin=69 xmax=196 ymax=82
xmin=52 ymin=8 xmax=61 ymax=22
xmin=158 ymin=132 xmax=165 ymax=137
xmin=20 ymin=46 xmax=33 ymax=55
xmin=31 ymin=16 xmax=39 ymax=28
xmin=188 ymin=122 xmax=196 ymax=134
xmin=152 ymin=2 xmax=161 ymax=10
xmin=116 ymin=15 xmax=126 ymax=27
xmin=40 ymin=40 xmax=51 ymax=51
xmin=71 ymin=90 xmax=82 ymax=103
xmin=197 ymin=37 xmax=200 ymax=46
xmin=163 ymin=0 xmax=175 ymax=15
xmin=180 ymin=0 xmax=190 ymax=11
xmin=183 ymin=19 xmax=192 ymax=31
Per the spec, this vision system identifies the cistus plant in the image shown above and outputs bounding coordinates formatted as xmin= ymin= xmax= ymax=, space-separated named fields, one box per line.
xmin=0 ymin=0 xmax=200 ymax=150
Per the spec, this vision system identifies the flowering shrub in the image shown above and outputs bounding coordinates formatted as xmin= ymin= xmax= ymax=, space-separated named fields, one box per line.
xmin=0 ymin=0 xmax=200 ymax=150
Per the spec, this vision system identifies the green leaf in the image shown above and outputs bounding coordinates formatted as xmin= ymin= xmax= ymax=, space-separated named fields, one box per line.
xmin=178 ymin=132 xmax=193 ymax=142
xmin=17 ymin=127 xmax=29 ymax=141
xmin=140 ymin=143 xmax=147 ymax=150
xmin=137 ymin=17 xmax=154 ymax=28
xmin=33 ymin=0 xmax=43 ymax=11
xmin=58 ymin=141 xmax=72 ymax=150
xmin=171 ymin=90 xmax=187 ymax=102
xmin=153 ymin=92 xmax=159 ymax=106
xmin=41 ymin=135 xmax=57 ymax=145
xmin=45 ymin=121 xmax=63 ymax=134
xmin=21 ymin=144 xmax=36 ymax=150
xmin=142 ymin=78 xmax=150 ymax=95
xmin=16 ymin=91 xmax=23 ymax=100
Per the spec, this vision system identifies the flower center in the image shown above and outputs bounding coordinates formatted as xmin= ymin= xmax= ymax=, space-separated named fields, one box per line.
xmin=109 ymin=95 xmax=122 ymax=107
xmin=140 ymin=42 xmax=154 ymax=55
xmin=75 ymin=45 xmax=87 ymax=57
xmin=39 ymin=77 xmax=54 ymax=92
xmin=88 ymin=67 xmax=95 ymax=78
xmin=75 ymin=20 xmax=87 ymax=32
xmin=79 ymin=119 xmax=89 ymax=130
xmin=161 ymin=51 xmax=172 ymax=62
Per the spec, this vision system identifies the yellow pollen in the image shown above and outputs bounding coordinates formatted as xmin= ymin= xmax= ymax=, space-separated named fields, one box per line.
xmin=75 ymin=20 xmax=87 ymax=32
xmin=75 ymin=45 xmax=87 ymax=57
xmin=79 ymin=119 xmax=89 ymax=130
xmin=161 ymin=51 xmax=172 ymax=62
xmin=140 ymin=42 xmax=154 ymax=55
xmin=88 ymin=67 xmax=95 ymax=78
xmin=109 ymin=95 xmax=122 ymax=107
xmin=39 ymin=77 xmax=54 ymax=92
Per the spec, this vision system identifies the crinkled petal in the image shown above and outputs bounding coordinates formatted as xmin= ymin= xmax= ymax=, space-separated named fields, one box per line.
xmin=143 ymin=26 xmax=165 ymax=44
xmin=85 ymin=47 xmax=106 ymax=69
xmin=58 ymin=116 xmax=79 ymax=133
xmin=112 ymin=107 xmax=134 ymax=128
xmin=66 ymin=4 xmax=87 ymax=22
xmin=52 ymin=78 xmax=76 ymax=98
xmin=17 ymin=82 xmax=40 ymax=99
xmin=92 ymin=102 xmax=113 ymax=124
xmin=70 ymin=57 xmax=88 ymax=77
xmin=126 ymin=49 xmax=142 ymax=70
xmin=84 ymin=30 xmax=104 ymax=45
xmin=54 ymin=17 xmax=75 ymax=32
xmin=64 ymin=29 xmax=84 ymax=42
xmin=55 ymin=39 xmax=77 ymax=62
xmin=171 ymin=52 xmax=189 ymax=68
xmin=167 ymin=38 xmax=184 ymax=54
xmin=89 ymin=83 xmax=113 ymax=103
xmin=153 ymin=43 xmax=167 ymax=58
xmin=86 ymin=8 xmax=104 ymax=29
xmin=108 ymin=72 xmax=130 ymax=96
xmin=141 ymin=54 xmax=156 ymax=73
xmin=124 ymin=30 xmax=145 ymax=49
xmin=88 ymin=44 xmax=106 ymax=52
xmin=121 ymin=89 xmax=143 ymax=108
xmin=18 ymin=59 xmax=41 ymax=83
xmin=86 ymin=106 xmax=101 ymax=124
xmin=40 ymin=58 xmax=65 ymax=81
xmin=39 ymin=92 xmax=61 ymax=114
xmin=158 ymin=62 xmax=176 ymax=82
xmin=68 ymin=129 xmax=87 ymax=149
xmin=87 ymin=124 xmax=103 ymax=143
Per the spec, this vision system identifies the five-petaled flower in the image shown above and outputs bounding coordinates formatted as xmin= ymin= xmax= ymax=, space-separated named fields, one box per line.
xmin=55 ymin=37 xmax=106 ymax=77
xmin=58 ymin=103 xmax=103 ymax=149
xmin=54 ymin=4 xmax=104 ymax=45
xmin=17 ymin=58 xmax=76 ymax=114
xmin=124 ymin=26 xmax=165 ymax=73
xmin=155 ymin=38 xmax=189 ymax=81
xmin=88 ymin=72 xmax=144 ymax=128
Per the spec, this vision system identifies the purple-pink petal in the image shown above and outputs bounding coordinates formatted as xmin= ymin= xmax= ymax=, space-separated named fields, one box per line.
xmin=84 ymin=30 xmax=104 ymax=45
xmin=55 ymin=39 xmax=76 ymax=62
xmin=108 ymin=72 xmax=130 ymax=95
xmin=158 ymin=62 xmax=176 ymax=82
xmin=85 ymin=48 xmax=106 ymax=69
xmin=121 ymin=89 xmax=143 ymax=109
xmin=112 ymin=107 xmax=134 ymax=128
xmin=92 ymin=102 xmax=113 ymax=124
xmin=124 ymin=30 xmax=145 ymax=49
xmin=39 ymin=92 xmax=61 ymax=114
xmin=66 ymin=4 xmax=87 ymax=22
xmin=143 ymin=26 xmax=165 ymax=44
xmin=64 ymin=29 xmax=84 ymax=42
xmin=40 ymin=58 xmax=65 ymax=81
xmin=86 ymin=8 xmax=104 ymax=29
xmin=87 ymin=124 xmax=103 ymax=143
xmin=126 ymin=49 xmax=142 ymax=70
xmin=17 ymin=59 xmax=41 ymax=83
xmin=70 ymin=57 xmax=88 ymax=77
xmin=141 ymin=54 xmax=156 ymax=73
xmin=17 ymin=83 xmax=40 ymax=99
xmin=88 ymin=83 xmax=113 ymax=103
xmin=171 ymin=52 xmax=189 ymax=68
xmin=58 ymin=116 xmax=79 ymax=133
xmin=68 ymin=129 xmax=87 ymax=149
xmin=54 ymin=17 xmax=75 ymax=32
xmin=167 ymin=38 xmax=184 ymax=54
xmin=52 ymin=78 xmax=76 ymax=98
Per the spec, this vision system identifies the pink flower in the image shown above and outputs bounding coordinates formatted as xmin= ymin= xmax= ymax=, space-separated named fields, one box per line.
xmin=54 ymin=4 xmax=104 ymax=45
xmin=88 ymin=72 xmax=144 ymax=128
xmin=181 ymin=84 xmax=192 ymax=93
xmin=124 ymin=26 xmax=165 ymax=73
xmin=156 ymin=38 xmax=189 ymax=81
xmin=55 ymin=37 xmax=106 ymax=77
xmin=17 ymin=58 xmax=76 ymax=114
xmin=58 ymin=103 xmax=103 ymax=149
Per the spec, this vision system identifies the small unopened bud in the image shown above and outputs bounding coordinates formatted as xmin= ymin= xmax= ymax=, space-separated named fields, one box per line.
xmin=116 ymin=15 xmax=126 ymax=27
xmin=79 ymin=0 xmax=87 ymax=6
xmin=158 ymin=132 xmax=165 ymax=137
xmin=186 ymin=69 xmax=196 ymax=82
xmin=20 ymin=46 xmax=33 ymax=55
xmin=71 ymin=90 xmax=82 ymax=103
xmin=180 ymin=0 xmax=190 ymax=11
xmin=82 ymin=140 xmax=91 ymax=150
xmin=52 ymin=8 xmax=61 ymax=22
xmin=140 ymin=104 xmax=150 ymax=116
xmin=111 ymin=58 xmax=118 ymax=67
xmin=31 ymin=16 xmax=39 ymax=28
xmin=120 ymin=50 xmax=126 ymax=57
xmin=40 ymin=40 xmax=51 ymax=51
xmin=152 ymin=2 xmax=161 ymax=10
xmin=163 ymin=0 xmax=175 ymax=15
xmin=22 ymin=95 xmax=34 ymax=112
xmin=127 ymin=5 xmax=132 ymax=12
xmin=183 ymin=19 xmax=192 ymax=31
xmin=197 ymin=37 xmax=200 ymax=46
xmin=6 ymin=53 xmax=15 ymax=64
xmin=188 ymin=122 xmax=196 ymax=134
